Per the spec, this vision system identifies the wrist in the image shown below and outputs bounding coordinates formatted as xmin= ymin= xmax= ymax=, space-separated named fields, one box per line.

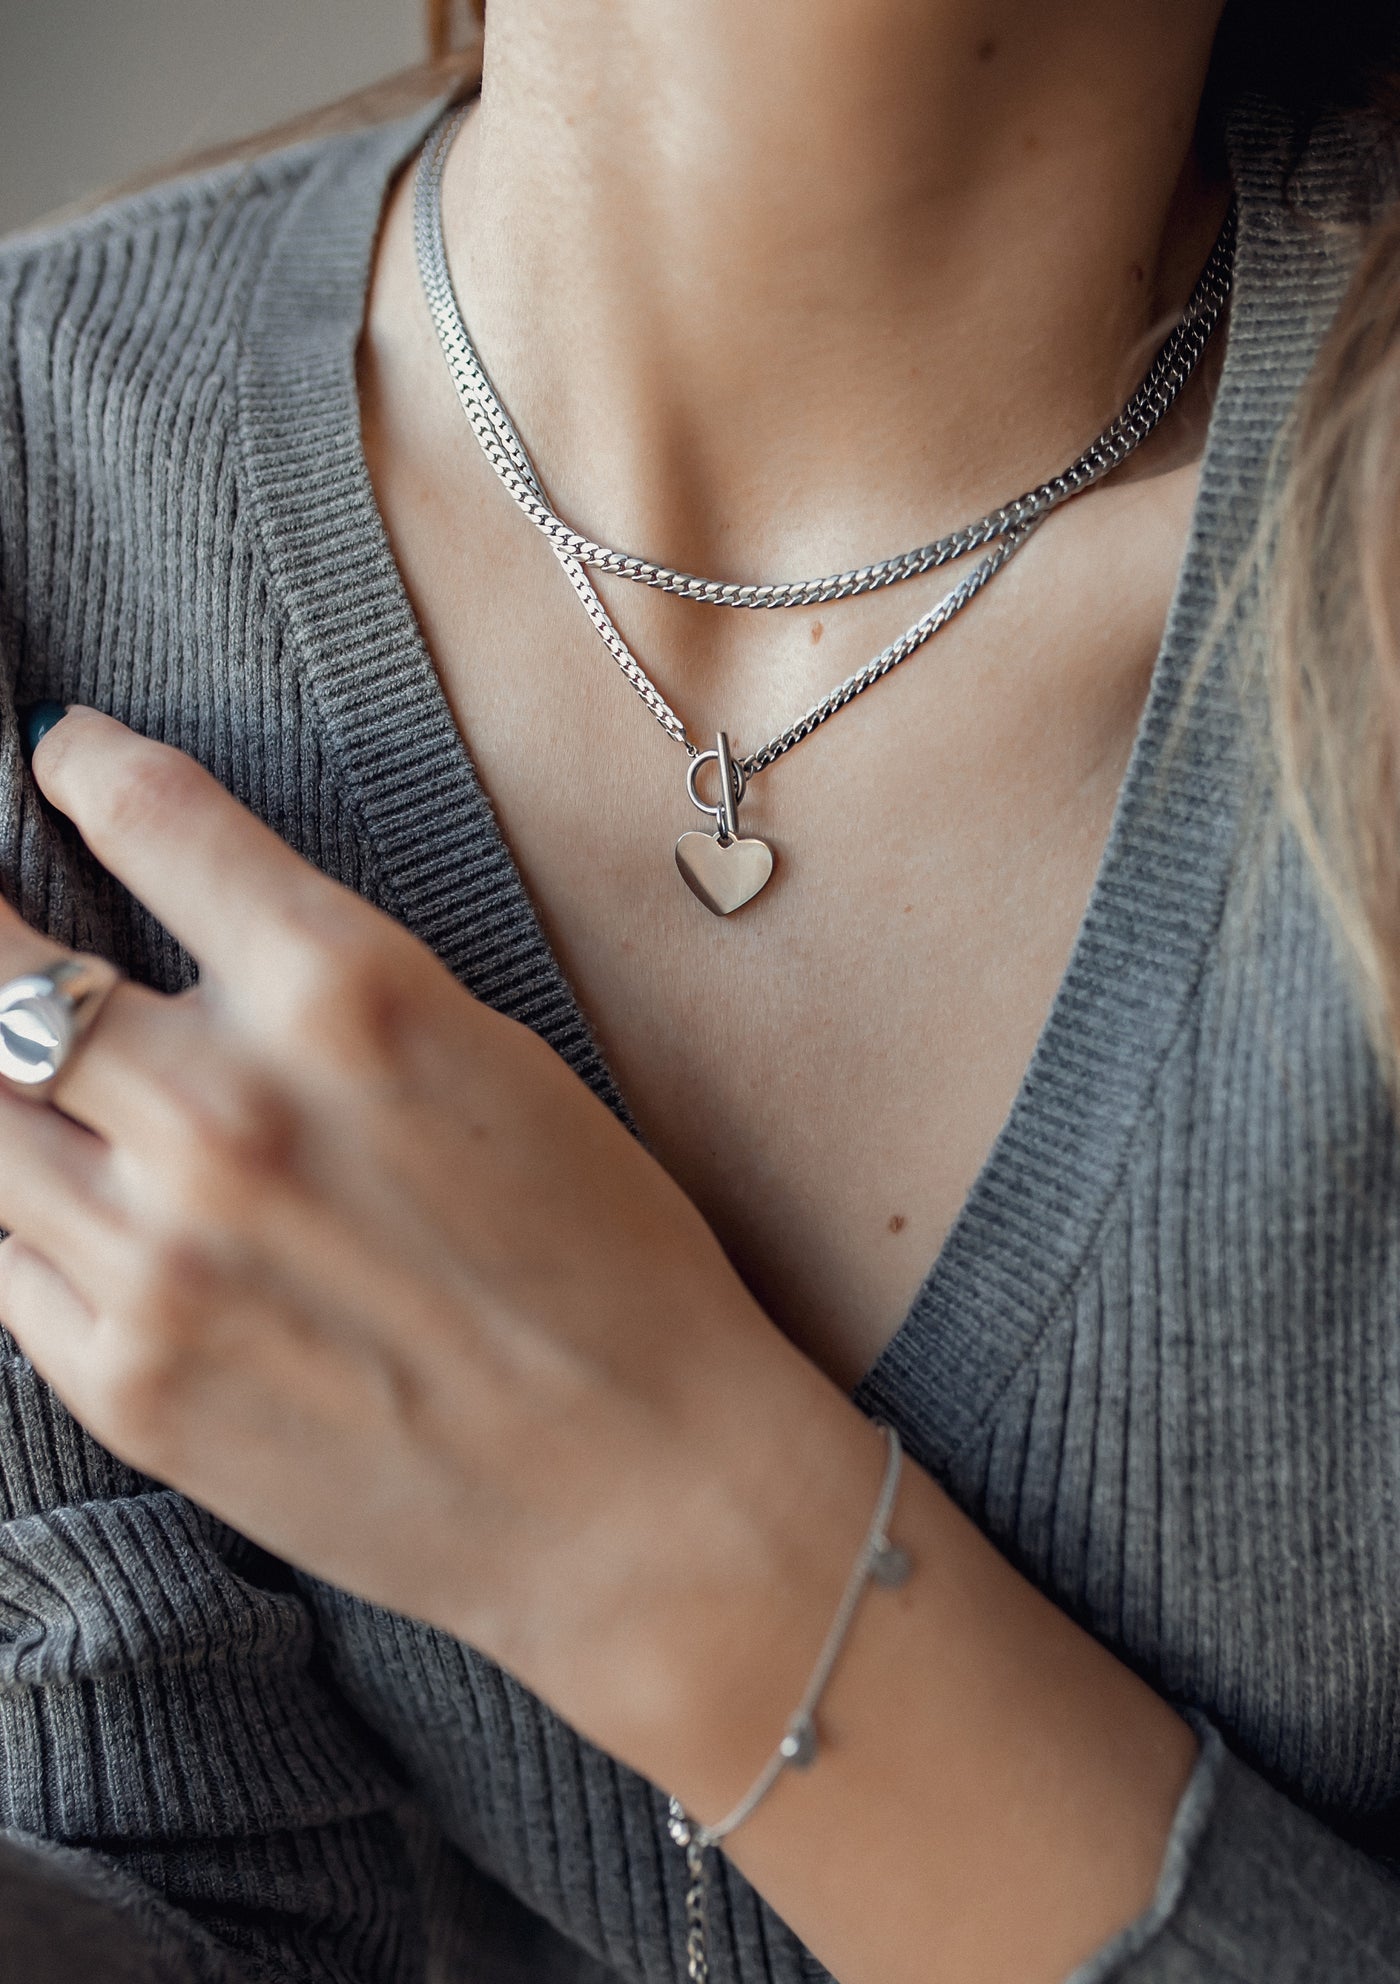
xmin=588 ymin=1343 xmax=889 ymax=1822
xmin=701 ymin=1457 xmax=1198 ymax=1984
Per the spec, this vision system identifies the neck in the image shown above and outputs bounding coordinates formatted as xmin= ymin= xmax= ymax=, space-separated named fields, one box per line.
xmin=442 ymin=0 xmax=1229 ymax=575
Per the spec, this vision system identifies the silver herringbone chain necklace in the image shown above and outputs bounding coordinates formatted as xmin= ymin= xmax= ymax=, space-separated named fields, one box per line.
xmin=415 ymin=106 xmax=1234 ymax=917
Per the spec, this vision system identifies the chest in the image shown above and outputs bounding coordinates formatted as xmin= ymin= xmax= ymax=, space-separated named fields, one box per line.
xmin=355 ymin=161 xmax=1215 ymax=1383
xmin=364 ymin=391 xmax=1198 ymax=1384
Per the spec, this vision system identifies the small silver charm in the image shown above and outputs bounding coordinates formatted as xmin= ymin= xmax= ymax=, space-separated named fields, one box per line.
xmin=675 ymin=731 xmax=775 ymax=916
xmin=778 ymin=1713 xmax=818 ymax=1769
xmin=870 ymin=1538 xmax=912 ymax=1588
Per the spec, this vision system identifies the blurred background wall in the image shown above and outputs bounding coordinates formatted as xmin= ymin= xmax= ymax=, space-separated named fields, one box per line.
xmin=0 ymin=0 xmax=423 ymax=237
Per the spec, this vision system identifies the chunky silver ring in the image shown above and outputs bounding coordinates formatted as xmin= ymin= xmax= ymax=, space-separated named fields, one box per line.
xmin=0 ymin=955 xmax=121 ymax=1098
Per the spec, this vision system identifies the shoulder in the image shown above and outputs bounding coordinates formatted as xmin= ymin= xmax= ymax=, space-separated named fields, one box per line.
xmin=0 ymin=107 xmax=438 ymax=708
xmin=0 ymin=108 xmax=437 ymax=459
xmin=0 ymin=144 xmax=310 ymax=374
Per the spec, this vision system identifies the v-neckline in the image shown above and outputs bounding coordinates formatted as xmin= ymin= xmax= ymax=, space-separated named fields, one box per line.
xmin=235 ymin=96 xmax=1356 ymax=1469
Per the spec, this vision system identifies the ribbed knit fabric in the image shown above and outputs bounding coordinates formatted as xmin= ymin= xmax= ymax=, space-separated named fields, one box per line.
xmin=0 ymin=91 xmax=1397 ymax=1984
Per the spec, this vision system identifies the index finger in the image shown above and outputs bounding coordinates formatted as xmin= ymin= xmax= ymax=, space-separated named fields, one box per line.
xmin=30 ymin=706 xmax=370 ymax=985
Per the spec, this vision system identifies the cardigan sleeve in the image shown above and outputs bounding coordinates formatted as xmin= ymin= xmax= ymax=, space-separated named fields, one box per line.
xmin=0 ymin=234 xmax=429 ymax=1984
xmin=0 ymin=1829 xmax=251 ymax=1983
xmin=0 ymin=1336 xmax=426 ymax=1982
xmin=1071 ymin=1723 xmax=1400 ymax=1983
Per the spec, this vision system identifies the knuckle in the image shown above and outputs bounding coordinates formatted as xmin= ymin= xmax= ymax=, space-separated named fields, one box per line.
xmin=98 ymin=1240 xmax=213 ymax=1440
xmin=112 ymin=1233 xmax=213 ymax=1337
xmin=275 ymin=920 xmax=419 ymax=1076
xmin=90 ymin=748 xmax=202 ymax=846
xmin=157 ymin=1106 xmax=285 ymax=1235
xmin=96 ymin=1334 xmax=185 ymax=1450
xmin=209 ymin=1075 xmax=295 ymax=1173
xmin=128 ymin=1063 xmax=292 ymax=1238
xmin=192 ymin=1071 xmax=293 ymax=1175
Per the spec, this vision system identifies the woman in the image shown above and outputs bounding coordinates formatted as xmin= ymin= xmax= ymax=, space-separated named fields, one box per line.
xmin=0 ymin=3 xmax=1395 ymax=1980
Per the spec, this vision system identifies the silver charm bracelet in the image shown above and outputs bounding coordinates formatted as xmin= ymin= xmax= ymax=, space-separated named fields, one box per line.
xmin=666 ymin=1424 xmax=911 ymax=1983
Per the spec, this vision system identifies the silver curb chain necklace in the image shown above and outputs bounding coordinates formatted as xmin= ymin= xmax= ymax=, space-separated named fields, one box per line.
xmin=414 ymin=107 xmax=1235 ymax=914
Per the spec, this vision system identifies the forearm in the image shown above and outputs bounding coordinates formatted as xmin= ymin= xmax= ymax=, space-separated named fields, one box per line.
xmin=603 ymin=1375 xmax=1197 ymax=1984
xmin=724 ymin=1445 xmax=1195 ymax=1984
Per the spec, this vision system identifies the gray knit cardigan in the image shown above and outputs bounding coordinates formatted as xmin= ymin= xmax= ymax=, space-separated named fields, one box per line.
xmin=0 ymin=90 xmax=1397 ymax=1984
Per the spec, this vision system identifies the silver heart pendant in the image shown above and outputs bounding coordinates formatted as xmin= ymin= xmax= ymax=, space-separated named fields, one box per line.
xmin=675 ymin=830 xmax=775 ymax=916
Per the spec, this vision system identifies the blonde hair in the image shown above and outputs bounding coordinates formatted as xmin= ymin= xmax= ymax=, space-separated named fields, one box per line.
xmin=1273 ymin=189 xmax=1400 ymax=1062
xmin=427 ymin=0 xmax=485 ymax=63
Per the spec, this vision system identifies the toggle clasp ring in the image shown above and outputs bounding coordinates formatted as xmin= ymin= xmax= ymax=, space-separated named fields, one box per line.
xmin=686 ymin=733 xmax=746 ymax=841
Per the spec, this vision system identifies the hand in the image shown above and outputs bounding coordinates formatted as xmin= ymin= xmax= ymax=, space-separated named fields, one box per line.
xmin=0 ymin=707 xmax=870 ymax=1795
xmin=0 ymin=711 xmax=1203 ymax=1984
